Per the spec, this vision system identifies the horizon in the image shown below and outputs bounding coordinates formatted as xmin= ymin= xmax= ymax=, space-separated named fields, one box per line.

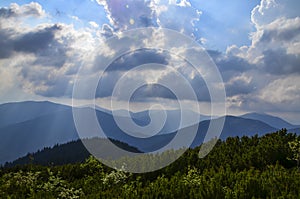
xmin=1 ymin=99 xmax=299 ymax=126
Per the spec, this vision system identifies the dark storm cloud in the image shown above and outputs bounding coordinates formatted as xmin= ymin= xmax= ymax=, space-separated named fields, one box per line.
xmin=261 ymin=49 xmax=300 ymax=75
xmin=217 ymin=56 xmax=252 ymax=73
xmin=260 ymin=22 xmax=300 ymax=43
xmin=0 ymin=3 xmax=53 ymax=60
xmin=36 ymin=77 xmax=73 ymax=97
xmin=0 ymin=7 xmax=15 ymax=18
xmin=206 ymin=50 xmax=222 ymax=59
xmin=204 ymin=49 xmax=257 ymax=98
xmin=0 ymin=31 xmax=14 ymax=58
xmin=0 ymin=24 xmax=67 ymax=67
xmin=225 ymin=78 xmax=255 ymax=97
xmin=207 ymin=50 xmax=252 ymax=73
xmin=14 ymin=25 xmax=61 ymax=53
xmin=20 ymin=66 xmax=73 ymax=97
xmin=93 ymin=47 xmax=214 ymax=102
xmin=249 ymin=17 xmax=300 ymax=75
xmin=94 ymin=49 xmax=169 ymax=72
xmin=95 ymin=68 xmax=212 ymax=102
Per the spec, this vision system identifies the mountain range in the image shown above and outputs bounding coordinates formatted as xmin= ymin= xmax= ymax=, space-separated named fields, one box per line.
xmin=0 ymin=101 xmax=299 ymax=165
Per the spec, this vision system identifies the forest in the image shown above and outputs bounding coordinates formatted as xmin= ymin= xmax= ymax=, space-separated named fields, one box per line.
xmin=0 ymin=129 xmax=300 ymax=199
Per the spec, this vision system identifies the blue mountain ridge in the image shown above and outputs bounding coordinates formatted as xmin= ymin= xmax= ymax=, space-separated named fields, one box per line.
xmin=0 ymin=101 xmax=298 ymax=165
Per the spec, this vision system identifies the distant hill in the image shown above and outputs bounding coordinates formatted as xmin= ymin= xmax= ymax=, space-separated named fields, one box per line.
xmin=0 ymin=108 xmax=79 ymax=164
xmin=0 ymin=101 xmax=296 ymax=165
xmin=190 ymin=115 xmax=278 ymax=147
xmin=241 ymin=112 xmax=297 ymax=129
xmin=5 ymin=138 xmax=141 ymax=167
xmin=0 ymin=101 xmax=69 ymax=128
xmin=288 ymin=128 xmax=300 ymax=134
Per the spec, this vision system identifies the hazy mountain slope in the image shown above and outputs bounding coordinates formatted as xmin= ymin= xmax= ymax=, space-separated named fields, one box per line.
xmin=288 ymin=128 xmax=300 ymax=134
xmin=0 ymin=109 xmax=78 ymax=164
xmin=0 ymin=101 xmax=69 ymax=128
xmin=0 ymin=101 xmax=287 ymax=165
xmin=5 ymin=116 xmax=281 ymax=167
xmin=190 ymin=116 xmax=278 ymax=147
xmin=241 ymin=112 xmax=297 ymax=129
xmin=5 ymin=138 xmax=141 ymax=167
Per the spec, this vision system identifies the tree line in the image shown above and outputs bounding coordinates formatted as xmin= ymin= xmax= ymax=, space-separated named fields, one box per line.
xmin=0 ymin=129 xmax=299 ymax=198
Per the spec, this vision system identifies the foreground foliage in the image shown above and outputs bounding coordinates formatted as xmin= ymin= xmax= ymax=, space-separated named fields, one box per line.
xmin=0 ymin=129 xmax=299 ymax=198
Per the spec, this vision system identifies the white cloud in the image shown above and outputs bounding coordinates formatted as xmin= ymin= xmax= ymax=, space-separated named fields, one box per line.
xmin=71 ymin=15 xmax=80 ymax=21
xmin=96 ymin=0 xmax=201 ymax=37
xmin=251 ymin=0 xmax=300 ymax=28
xmin=0 ymin=0 xmax=299 ymax=121
xmin=2 ymin=2 xmax=46 ymax=18
xmin=150 ymin=0 xmax=201 ymax=36
xmin=89 ymin=21 xmax=99 ymax=28
xmin=227 ymin=0 xmax=300 ymax=74
xmin=0 ymin=2 xmax=104 ymax=99
xmin=219 ymin=0 xmax=300 ymax=116
xmin=258 ymin=75 xmax=300 ymax=111
xmin=96 ymin=0 xmax=155 ymax=31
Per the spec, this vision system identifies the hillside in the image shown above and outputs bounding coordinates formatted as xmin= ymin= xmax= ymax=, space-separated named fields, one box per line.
xmin=0 ymin=101 xmax=299 ymax=165
xmin=241 ymin=112 xmax=298 ymax=129
xmin=5 ymin=138 xmax=141 ymax=167
xmin=1 ymin=129 xmax=299 ymax=198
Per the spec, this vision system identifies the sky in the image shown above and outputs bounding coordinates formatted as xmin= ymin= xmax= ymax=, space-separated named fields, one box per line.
xmin=0 ymin=0 xmax=299 ymax=124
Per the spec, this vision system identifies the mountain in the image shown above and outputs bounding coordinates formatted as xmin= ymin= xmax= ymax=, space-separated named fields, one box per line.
xmin=0 ymin=102 xmax=178 ymax=164
xmin=0 ymin=101 xmax=69 ymax=128
xmin=188 ymin=115 xmax=278 ymax=147
xmin=0 ymin=101 xmax=292 ymax=165
xmin=241 ymin=112 xmax=297 ymax=129
xmin=104 ymin=109 xmax=211 ymax=134
xmin=0 ymin=108 xmax=78 ymax=164
xmin=5 ymin=138 xmax=141 ymax=167
xmin=4 ymin=116 xmax=279 ymax=167
xmin=288 ymin=128 xmax=300 ymax=134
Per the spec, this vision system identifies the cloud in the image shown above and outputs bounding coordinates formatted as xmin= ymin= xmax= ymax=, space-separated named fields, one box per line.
xmin=0 ymin=24 xmax=68 ymax=69
xmin=96 ymin=0 xmax=201 ymax=37
xmin=0 ymin=2 xmax=45 ymax=19
xmin=205 ymin=0 xmax=300 ymax=109
xmin=0 ymin=3 xmax=101 ymax=98
xmin=96 ymin=0 xmax=155 ymax=30
xmin=216 ymin=54 xmax=253 ymax=73
xmin=99 ymin=49 xmax=169 ymax=71
xmin=17 ymin=23 xmax=98 ymax=97
xmin=101 ymin=23 xmax=114 ymax=38
xmin=0 ymin=0 xmax=299 ymax=121
xmin=89 ymin=21 xmax=99 ymax=28
xmin=227 ymin=1 xmax=300 ymax=76
xmin=251 ymin=0 xmax=300 ymax=28
xmin=91 ymin=47 xmax=213 ymax=102
xmin=19 ymin=64 xmax=72 ymax=97
xmin=14 ymin=24 xmax=62 ymax=53
xmin=0 ymin=31 xmax=14 ymax=59
xmin=224 ymin=6 xmax=300 ymax=112
xmin=0 ymin=3 xmax=48 ymax=58
xmin=259 ymin=75 xmax=300 ymax=105
xmin=130 ymin=84 xmax=176 ymax=101
xmin=231 ymin=75 xmax=300 ymax=113
xmin=260 ymin=49 xmax=300 ymax=75
xmin=0 ymin=1 xmax=203 ymax=100
xmin=225 ymin=74 xmax=255 ymax=97
xmin=151 ymin=0 xmax=201 ymax=36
